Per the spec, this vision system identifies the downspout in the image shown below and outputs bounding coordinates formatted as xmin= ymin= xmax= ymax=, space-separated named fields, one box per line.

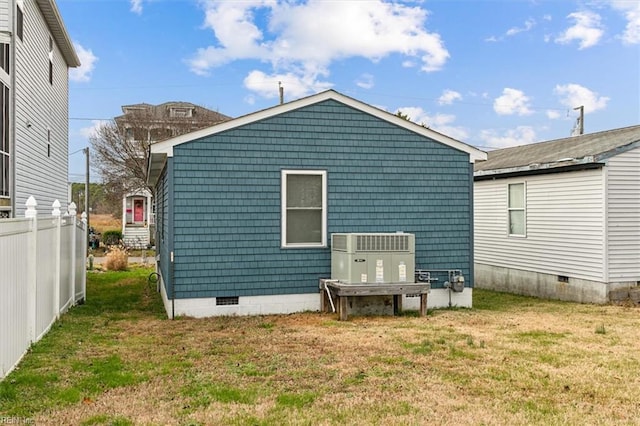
xmin=469 ymin=162 xmax=475 ymax=292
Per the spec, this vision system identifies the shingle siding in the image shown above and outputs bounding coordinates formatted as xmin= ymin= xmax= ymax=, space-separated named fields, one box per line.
xmin=165 ymin=100 xmax=472 ymax=299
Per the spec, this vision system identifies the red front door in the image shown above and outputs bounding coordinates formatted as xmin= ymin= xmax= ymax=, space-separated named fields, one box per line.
xmin=134 ymin=199 xmax=144 ymax=222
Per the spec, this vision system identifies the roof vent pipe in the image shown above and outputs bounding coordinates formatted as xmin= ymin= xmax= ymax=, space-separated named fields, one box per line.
xmin=571 ymin=105 xmax=584 ymax=136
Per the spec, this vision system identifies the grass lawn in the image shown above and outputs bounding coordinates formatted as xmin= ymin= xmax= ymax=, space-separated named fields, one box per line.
xmin=1 ymin=268 xmax=639 ymax=425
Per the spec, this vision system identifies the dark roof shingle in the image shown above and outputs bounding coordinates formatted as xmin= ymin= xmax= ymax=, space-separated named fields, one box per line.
xmin=475 ymin=125 xmax=640 ymax=175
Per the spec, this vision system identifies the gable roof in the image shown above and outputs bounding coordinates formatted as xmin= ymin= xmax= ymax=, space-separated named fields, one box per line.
xmin=36 ymin=0 xmax=80 ymax=67
xmin=147 ymin=90 xmax=487 ymax=185
xmin=474 ymin=125 xmax=640 ymax=179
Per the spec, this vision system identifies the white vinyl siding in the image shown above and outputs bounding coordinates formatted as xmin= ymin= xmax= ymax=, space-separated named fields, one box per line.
xmin=281 ymin=170 xmax=327 ymax=248
xmin=475 ymin=169 xmax=605 ymax=282
xmin=606 ymin=147 xmax=640 ymax=281
xmin=0 ymin=1 xmax=10 ymax=33
xmin=13 ymin=0 xmax=70 ymax=215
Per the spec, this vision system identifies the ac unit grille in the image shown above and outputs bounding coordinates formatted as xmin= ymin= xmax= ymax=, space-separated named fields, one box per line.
xmin=356 ymin=234 xmax=409 ymax=252
xmin=332 ymin=234 xmax=348 ymax=252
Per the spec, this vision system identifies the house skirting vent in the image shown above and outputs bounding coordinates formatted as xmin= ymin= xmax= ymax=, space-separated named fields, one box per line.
xmin=216 ymin=296 xmax=239 ymax=306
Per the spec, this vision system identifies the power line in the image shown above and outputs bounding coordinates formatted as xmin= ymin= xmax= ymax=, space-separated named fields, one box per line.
xmin=69 ymin=117 xmax=111 ymax=121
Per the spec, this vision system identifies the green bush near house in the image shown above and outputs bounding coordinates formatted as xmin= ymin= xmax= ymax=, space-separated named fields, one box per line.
xmin=102 ymin=230 xmax=122 ymax=246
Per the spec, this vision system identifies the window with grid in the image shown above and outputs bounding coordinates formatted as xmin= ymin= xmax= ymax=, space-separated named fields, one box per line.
xmin=508 ymin=183 xmax=526 ymax=236
xmin=281 ymin=170 xmax=327 ymax=247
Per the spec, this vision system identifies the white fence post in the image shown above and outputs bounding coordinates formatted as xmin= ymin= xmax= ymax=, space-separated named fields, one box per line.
xmin=52 ymin=200 xmax=62 ymax=319
xmin=24 ymin=196 xmax=38 ymax=343
xmin=68 ymin=202 xmax=77 ymax=307
xmin=81 ymin=211 xmax=87 ymax=299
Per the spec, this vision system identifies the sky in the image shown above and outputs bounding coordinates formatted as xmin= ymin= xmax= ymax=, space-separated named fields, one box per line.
xmin=60 ymin=0 xmax=640 ymax=182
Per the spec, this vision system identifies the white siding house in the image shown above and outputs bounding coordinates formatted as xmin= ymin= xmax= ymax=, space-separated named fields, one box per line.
xmin=474 ymin=125 xmax=640 ymax=303
xmin=0 ymin=0 xmax=79 ymax=218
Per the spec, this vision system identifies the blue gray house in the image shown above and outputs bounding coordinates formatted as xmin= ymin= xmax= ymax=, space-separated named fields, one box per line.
xmin=147 ymin=90 xmax=486 ymax=318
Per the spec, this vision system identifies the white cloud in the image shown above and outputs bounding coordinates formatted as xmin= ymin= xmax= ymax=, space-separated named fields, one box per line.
xmin=79 ymin=120 xmax=108 ymax=139
xmin=395 ymin=106 xmax=468 ymax=141
xmin=243 ymin=70 xmax=333 ymax=101
xmin=555 ymin=11 xmax=604 ymax=49
xmin=130 ymin=0 xmax=143 ymax=14
xmin=493 ymin=88 xmax=533 ymax=116
xmin=607 ymin=0 xmax=640 ymax=44
xmin=69 ymin=42 xmax=97 ymax=83
xmin=553 ymin=83 xmax=609 ymax=113
xmin=480 ymin=126 xmax=537 ymax=149
xmin=356 ymin=73 xmax=375 ymax=90
xmin=546 ymin=110 xmax=562 ymax=119
xmin=188 ymin=1 xmax=449 ymax=97
xmin=506 ymin=18 xmax=536 ymax=36
xmin=437 ymin=89 xmax=462 ymax=105
xmin=130 ymin=0 xmax=142 ymax=15
xmin=486 ymin=17 xmax=535 ymax=42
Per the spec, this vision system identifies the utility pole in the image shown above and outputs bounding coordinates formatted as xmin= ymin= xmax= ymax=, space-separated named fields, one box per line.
xmin=573 ymin=106 xmax=584 ymax=135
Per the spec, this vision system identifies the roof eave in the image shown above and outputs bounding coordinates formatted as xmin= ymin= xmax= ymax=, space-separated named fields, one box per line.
xmin=474 ymin=158 xmax=603 ymax=180
xmin=149 ymin=90 xmax=487 ymax=163
xmin=147 ymin=151 xmax=167 ymax=186
xmin=36 ymin=0 xmax=80 ymax=67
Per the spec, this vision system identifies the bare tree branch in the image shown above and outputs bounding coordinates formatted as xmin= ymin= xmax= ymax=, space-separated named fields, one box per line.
xmin=89 ymin=103 xmax=231 ymax=203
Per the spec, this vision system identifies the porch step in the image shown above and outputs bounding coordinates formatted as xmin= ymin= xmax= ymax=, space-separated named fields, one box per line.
xmin=123 ymin=227 xmax=150 ymax=248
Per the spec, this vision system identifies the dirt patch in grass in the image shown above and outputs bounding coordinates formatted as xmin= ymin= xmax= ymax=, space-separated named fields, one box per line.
xmin=2 ymin=271 xmax=640 ymax=425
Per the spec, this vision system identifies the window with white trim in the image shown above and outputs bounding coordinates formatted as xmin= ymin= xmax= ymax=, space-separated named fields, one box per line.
xmin=508 ymin=183 xmax=526 ymax=236
xmin=281 ymin=170 xmax=327 ymax=247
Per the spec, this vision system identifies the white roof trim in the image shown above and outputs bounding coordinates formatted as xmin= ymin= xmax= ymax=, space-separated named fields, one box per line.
xmin=149 ymin=90 xmax=487 ymax=163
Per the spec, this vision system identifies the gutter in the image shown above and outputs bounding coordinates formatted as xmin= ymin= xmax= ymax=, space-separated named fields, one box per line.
xmin=474 ymin=157 xmax=603 ymax=181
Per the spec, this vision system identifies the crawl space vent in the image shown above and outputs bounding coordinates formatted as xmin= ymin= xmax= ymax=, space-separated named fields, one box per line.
xmin=216 ymin=296 xmax=239 ymax=306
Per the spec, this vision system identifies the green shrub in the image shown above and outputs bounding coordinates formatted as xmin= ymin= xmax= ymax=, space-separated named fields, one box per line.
xmin=102 ymin=230 xmax=122 ymax=246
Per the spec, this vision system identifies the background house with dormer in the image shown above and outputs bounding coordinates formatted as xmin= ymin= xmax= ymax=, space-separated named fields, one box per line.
xmin=0 ymin=0 xmax=80 ymax=217
xmin=115 ymin=101 xmax=230 ymax=247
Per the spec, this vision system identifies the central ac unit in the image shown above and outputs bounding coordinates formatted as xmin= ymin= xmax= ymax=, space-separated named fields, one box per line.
xmin=331 ymin=233 xmax=415 ymax=284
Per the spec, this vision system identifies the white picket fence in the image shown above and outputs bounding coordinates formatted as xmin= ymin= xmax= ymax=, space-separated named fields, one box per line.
xmin=0 ymin=196 xmax=87 ymax=380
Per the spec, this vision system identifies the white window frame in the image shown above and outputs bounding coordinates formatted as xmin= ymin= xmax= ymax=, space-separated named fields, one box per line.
xmin=508 ymin=182 xmax=526 ymax=237
xmin=281 ymin=170 xmax=327 ymax=248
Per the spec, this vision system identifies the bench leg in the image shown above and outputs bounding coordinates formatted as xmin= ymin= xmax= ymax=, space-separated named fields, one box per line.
xmin=393 ymin=295 xmax=402 ymax=315
xmin=339 ymin=296 xmax=348 ymax=321
xmin=420 ymin=293 xmax=428 ymax=317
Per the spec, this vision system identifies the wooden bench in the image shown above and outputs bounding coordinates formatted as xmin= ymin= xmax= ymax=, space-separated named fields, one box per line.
xmin=320 ymin=279 xmax=430 ymax=321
